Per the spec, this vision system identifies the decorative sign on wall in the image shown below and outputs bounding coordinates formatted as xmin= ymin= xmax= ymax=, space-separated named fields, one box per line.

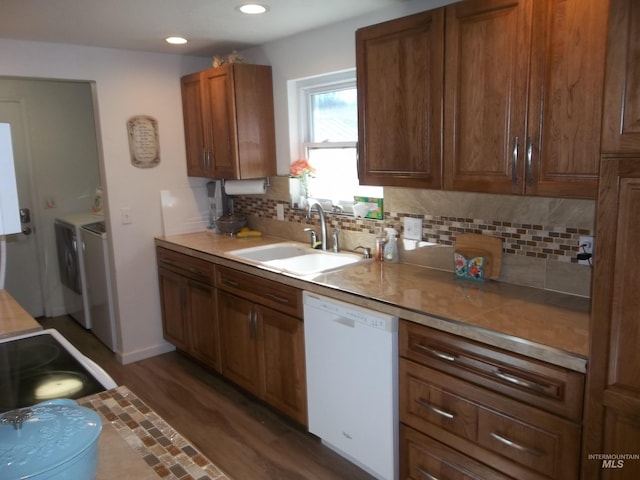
xmin=127 ymin=115 xmax=160 ymax=168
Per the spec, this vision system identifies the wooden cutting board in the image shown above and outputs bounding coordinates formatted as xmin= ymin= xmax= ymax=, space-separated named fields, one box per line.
xmin=455 ymin=233 xmax=504 ymax=280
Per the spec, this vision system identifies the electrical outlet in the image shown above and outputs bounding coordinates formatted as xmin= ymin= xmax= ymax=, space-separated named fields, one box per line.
xmin=404 ymin=217 xmax=423 ymax=241
xmin=578 ymin=235 xmax=595 ymax=265
xmin=276 ymin=203 xmax=285 ymax=221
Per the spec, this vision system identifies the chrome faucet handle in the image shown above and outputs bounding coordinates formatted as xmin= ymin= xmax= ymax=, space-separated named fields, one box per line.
xmin=354 ymin=246 xmax=372 ymax=259
xmin=303 ymin=227 xmax=318 ymax=248
xmin=332 ymin=228 xmax=340 ymax=253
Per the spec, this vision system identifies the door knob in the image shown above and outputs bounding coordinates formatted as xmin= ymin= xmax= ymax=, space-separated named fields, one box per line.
xmin=22 ymin=226 xmax=32 ymax=235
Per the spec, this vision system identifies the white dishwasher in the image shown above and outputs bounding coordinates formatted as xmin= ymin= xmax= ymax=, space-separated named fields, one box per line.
xmin=303 ymin=291 xmax=398 ymax=480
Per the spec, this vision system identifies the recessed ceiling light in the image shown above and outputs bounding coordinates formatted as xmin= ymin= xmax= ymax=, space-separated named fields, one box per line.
xmin=165 ymin=36 xmax=188 ymax=45
xmin=237 ymin=4 xmax=269 ymax=15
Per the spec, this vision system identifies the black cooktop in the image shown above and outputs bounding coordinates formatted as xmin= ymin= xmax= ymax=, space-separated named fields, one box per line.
xmin=0 ymin=333 xmax=107 ymax=413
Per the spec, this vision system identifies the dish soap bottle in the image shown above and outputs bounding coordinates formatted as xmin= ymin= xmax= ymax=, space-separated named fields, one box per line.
xmin=383 ymin=227 xmax=399 ymax=263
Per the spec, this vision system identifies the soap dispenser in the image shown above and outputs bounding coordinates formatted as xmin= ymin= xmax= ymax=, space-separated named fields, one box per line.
xmin=383 ymin=227 xmax=399 ymax=263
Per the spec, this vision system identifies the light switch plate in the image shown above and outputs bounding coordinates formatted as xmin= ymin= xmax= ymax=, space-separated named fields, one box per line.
xmin=404 ymin=217 xmax=422 ymax=241
xmin=276 ymin=203 xmax=285 ymax=221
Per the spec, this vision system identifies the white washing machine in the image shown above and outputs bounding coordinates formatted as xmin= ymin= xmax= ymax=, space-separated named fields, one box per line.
xmin=54 ymin=212 xmax=103 ymax=328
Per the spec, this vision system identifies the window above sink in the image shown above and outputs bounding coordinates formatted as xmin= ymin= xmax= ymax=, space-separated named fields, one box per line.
xmin=288 ymin=70 xmax=383 ymax=217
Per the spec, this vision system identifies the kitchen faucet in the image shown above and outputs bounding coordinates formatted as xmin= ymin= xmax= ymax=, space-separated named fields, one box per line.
xmin=306 ymin=199 xmax=328 ymax=251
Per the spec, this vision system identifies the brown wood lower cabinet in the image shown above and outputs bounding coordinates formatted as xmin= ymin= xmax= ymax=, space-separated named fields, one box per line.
xmin=157 ymin=247 xmax=219 ymax=371
xmin=400 ymin=320 xmax=583 ymax=479
xmin=217 ymin=266 xmax=307 ymax=426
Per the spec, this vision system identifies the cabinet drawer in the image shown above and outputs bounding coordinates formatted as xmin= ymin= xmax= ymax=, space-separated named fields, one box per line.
xmin=401 ymin=359 xmax=581 ymax=480
xmin=400 ymin=320 xmax=584 ymax=421
xmin=216 ymin=265 xmax=302 ymax=318
xmin=156 ymin=247 xmax=214 ymax=284
xmin=401 ymin=424 xmax=514 ymax=480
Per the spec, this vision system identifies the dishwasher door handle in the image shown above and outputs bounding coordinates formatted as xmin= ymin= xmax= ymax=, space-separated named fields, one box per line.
xmin=332 ymin=316 xmax=355 ymax=328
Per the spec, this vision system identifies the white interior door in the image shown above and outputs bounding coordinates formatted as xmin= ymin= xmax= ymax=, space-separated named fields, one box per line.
xmin=0 ymin=99 xmax=45 ymax=317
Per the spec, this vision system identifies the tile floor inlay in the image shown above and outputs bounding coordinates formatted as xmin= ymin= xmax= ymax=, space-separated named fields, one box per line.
xmin=80 ymin=386 xmax=232 ymax=480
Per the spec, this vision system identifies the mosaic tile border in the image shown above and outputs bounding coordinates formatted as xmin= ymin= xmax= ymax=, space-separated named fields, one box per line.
xmin=79 ymin=386 xmax=231 ymax=480
xmin=235 ymin=197 xmax=593 ymax=264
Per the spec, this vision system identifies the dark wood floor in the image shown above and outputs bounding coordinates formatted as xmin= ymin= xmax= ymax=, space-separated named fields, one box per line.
xmin=37 ymin=316 xmax=374 ymax=480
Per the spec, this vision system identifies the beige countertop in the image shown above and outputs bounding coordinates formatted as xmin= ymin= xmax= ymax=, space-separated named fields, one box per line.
xmin=0 ymin=289 xmax=42 ymax=339
xmin=155 ymin=231 xmax=590 ymax=373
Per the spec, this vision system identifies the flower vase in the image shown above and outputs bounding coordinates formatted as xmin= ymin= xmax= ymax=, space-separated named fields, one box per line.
xmin=299 ymin=175 xmax=310 ymax=208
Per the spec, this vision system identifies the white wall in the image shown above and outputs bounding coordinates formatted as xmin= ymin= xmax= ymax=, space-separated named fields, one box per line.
xmin=0 ymin=38 xmax=210 ymax=363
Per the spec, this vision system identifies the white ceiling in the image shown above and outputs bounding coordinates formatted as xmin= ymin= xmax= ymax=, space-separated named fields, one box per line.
xmin=0 ymin=0 xmax=407 ymax=57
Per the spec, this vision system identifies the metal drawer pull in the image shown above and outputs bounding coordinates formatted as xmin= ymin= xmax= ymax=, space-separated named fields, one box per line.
xmin=416 ymin=398 xmax=455 ymax=419
xmin=221 ymin=278 xmax=239 ymax=287
xmin=416 ymin=466 xmax=439 ymax=480
xmin=490 ymin=432 xmax=543 ymax=457
xmin=415 ymin=344 xmax=457 ymax=362
xmin=494 ymin=370 xmax=547 ymax=393
xmin=265 ymin=293 xmax=289 ymax=304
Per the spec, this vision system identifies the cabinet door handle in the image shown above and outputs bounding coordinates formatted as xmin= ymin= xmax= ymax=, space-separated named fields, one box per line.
xmin=252 ymin=310 xmax=259 ymax=339
xmin=416 ymin=466 xmax=439 ymax=480
xmin=247 ymin=310 xmax=254 ymax=339
xmin=525 ymin=136 xmax=533 ymax=187
xmin=493 ymin=369 xmax=551 ymax=395
xmin=247 ymin=309 xmax=258 ymax=339
xmin=512 ymin=136 xmax=519 ymax=188
xmin=221 ymin=278 xmax=239 ymax=288
xmin=490 ymin=432 xmax=543 ymax=457
xmin=415 ymin=398 xmax=455 ymax=419
xmin=415 ymin=344 xmax=457 ymax=362
xmin=265 ymin=293 xmax=289 ymax=304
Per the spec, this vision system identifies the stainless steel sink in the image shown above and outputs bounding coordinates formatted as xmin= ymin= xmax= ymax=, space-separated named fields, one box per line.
xmin=227 ymin=242 xmax=363 ymax=276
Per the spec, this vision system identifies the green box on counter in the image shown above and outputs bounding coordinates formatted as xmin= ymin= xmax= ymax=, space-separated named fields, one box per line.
xmin=353 ymin=196 xmax=383 ymax=219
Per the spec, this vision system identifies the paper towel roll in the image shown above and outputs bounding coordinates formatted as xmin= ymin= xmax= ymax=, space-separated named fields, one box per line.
xmin=224 ymin=179 xmax=267 ymax=195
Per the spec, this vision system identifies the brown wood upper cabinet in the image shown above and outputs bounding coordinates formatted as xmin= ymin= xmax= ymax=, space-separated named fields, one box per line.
xmin=600 ymin=0 xmax=640 ymax=153
xmin=443 ymin=0 xmax=609 ymax=198
xmin=356 ymin=9 xmax=444 ymax=189
xmin=180 ymin=63 xmax=277 ymax=179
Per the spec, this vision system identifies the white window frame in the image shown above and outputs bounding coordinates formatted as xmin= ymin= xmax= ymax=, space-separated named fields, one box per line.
xmin=289 ymin=69 xmax=382 ymax=214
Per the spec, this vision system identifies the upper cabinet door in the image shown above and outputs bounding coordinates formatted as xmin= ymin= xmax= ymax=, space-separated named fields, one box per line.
xmin=444 ymin=0 xmax=608 ymax=198
xmin=181 ymin=71 xmax=209 ymax=177
xmin=443 ymin=0 xmax=532 ymax=195
xmin=601 ymin=0 xmax=640 ymax=153
xmin=181 ymin=64 xmax=277 ymax=180
xmin=356 ymin=9 xmax=444 ymax=189
xmin=526 ymin=0 xmax=608 ymax=198
xmin=202 ymin=67 xmax=238 ymax=179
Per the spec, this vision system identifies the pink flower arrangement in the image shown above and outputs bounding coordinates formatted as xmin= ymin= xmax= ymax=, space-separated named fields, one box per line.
xmin=289 ymin=159 xmax=316 ymax=179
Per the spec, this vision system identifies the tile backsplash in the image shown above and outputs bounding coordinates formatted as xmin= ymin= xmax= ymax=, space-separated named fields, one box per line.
xmin=234 ymin=176 xmax=594 ymax=297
